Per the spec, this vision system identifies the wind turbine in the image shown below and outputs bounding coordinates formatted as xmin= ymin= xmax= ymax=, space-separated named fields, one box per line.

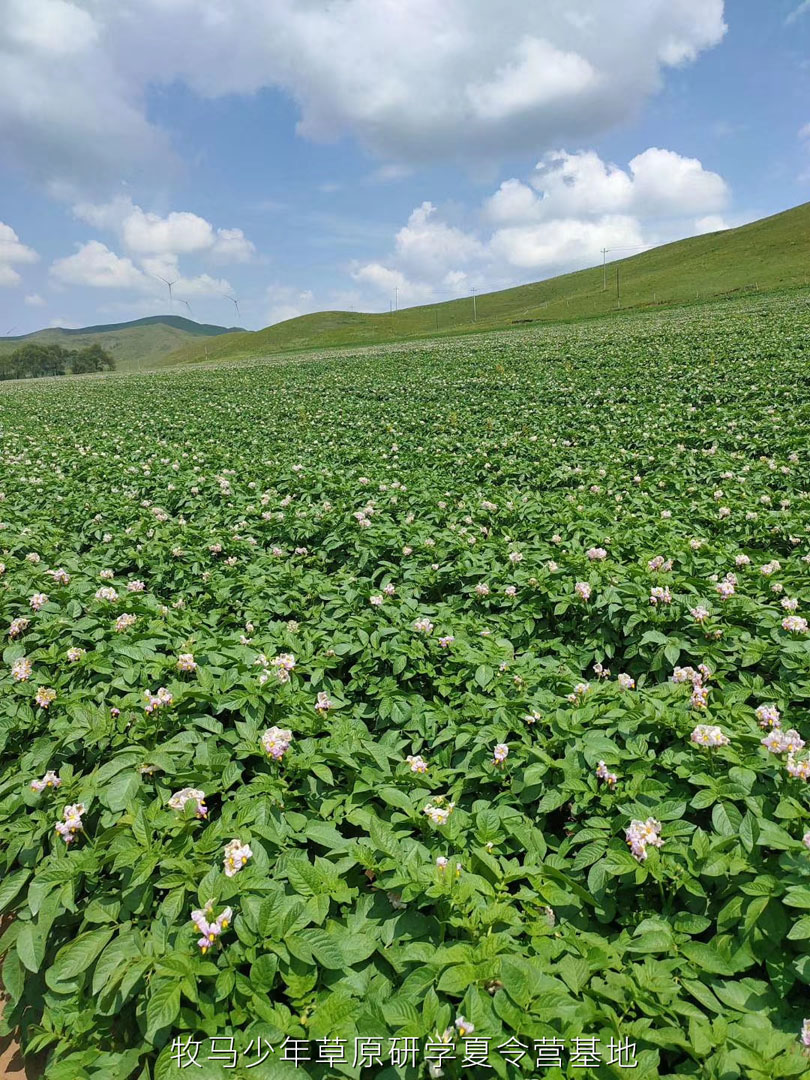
xmin=156 ymin=275 xmax=177 ymax=309
xmin=177 ymin=298 xmax=193 ymax=317
xmin=225 ymin=294 xmax=241 ymax=320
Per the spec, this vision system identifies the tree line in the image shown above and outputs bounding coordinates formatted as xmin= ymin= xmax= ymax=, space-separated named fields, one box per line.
xmin=0 ymin=342 xmax=115 ymax=382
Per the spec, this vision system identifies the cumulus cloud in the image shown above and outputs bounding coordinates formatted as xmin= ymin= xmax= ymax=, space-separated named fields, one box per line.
xmin=49 ymin=239 xmax=233 ymax=298
xmin=0 ymin=221 xmax=38 ymax=287
xmin=72 ymin=197 xmax=255 ymax=263
xmin=484 ymin=148 xmax=728 ymax=224
xmin=49 ymin=241 xmax=148 ymax=289
xmin=352 ymin=146 xmax=730 ymax=306
xmin=694 ymin=215 xmax=730 ymax=234
xmin=24 ymin=292 xmax=46 ymax=306
xmin=265 ymin=285 xmax=319 ymax=326
xmin=0 ymin=0 xmax=726 ymax=186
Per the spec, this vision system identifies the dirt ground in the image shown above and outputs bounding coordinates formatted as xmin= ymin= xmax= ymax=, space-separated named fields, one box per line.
xmin=0 ymin=1029 xmax=39 ymax=1079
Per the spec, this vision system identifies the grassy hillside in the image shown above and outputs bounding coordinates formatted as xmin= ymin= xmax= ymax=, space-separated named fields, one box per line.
xmin=0 ymin=315 xmax=242 ymax=371
xmin=166 ymin=200 xmax=810 ymax=366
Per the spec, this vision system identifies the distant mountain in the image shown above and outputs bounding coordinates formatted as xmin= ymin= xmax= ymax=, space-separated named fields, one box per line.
xmin=0 ymin=315 xmax=244 ymax=371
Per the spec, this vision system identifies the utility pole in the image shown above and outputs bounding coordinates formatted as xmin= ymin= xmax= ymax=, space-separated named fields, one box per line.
xmin=435 ymin=309 xmax=439 ymax=331
xmin=394 ymin=286 xmax=398 ymax=312
xmin=472 ymin=287 xmax=477 ymax=322
xmin=601 ymin=248 xmax=609 ymax=290
xmin=616 ymin=265 xmax=621 ymax=308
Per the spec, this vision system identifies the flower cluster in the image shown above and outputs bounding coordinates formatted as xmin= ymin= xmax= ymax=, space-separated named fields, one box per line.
xmin=423 ymin=800 xmax=455 ymax=825
xmin=54 ymin=803 xmax=86 ymax=844
xmin=168 ymin=788 xmax=208 ymax=817
xmin=31 ymin=771 xmax=61 ymax=793
xmin=11 ymin=657 xmax=32 ymax=681
xmin=406 ymin=754 xmax=428 ymax=773
xmin=762 ymin=729 xmax=805 ymax=755
xmin=625 ymin=817 xmax=664 ymax=861
xmin=35 ymin=686 xmax=56 ymax=709
xmin=223 ymin=838 xmax=253 ymax=877
xmin=596 ymin=761 xmax=618 ymax=786
xmin=261 ymin=726 xmax=293 ymax=759
xmin=144 ymin=687 xmax=173 ymax=713
xmin=191 ymin=901 xmax=233 ymax=954
xmin=690 ymin=724 xmax=729 ymax=747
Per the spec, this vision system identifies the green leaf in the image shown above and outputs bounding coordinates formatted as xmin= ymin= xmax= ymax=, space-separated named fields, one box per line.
xmin=16 ymin=922 xmax=45 ymax=973
xmin=146 ymin=980 xmax=181 ymax=1041
xmin=52 ymin=928 xmax=115 ymax=980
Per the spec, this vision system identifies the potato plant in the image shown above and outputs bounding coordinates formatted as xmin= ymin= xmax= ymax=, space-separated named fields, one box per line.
xmin=0 ymin=293 xmax=809 ymax=1079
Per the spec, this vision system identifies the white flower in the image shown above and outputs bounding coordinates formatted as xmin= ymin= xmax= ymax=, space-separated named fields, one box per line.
xmin=31 ymin=770 xmax=61 ymax=793
xmin=223 ymin=838 xmax=253 ymax=877
xmin=423 ymin=801 xmax=455 ymax=826
xmin=168 ymin=788 xmax=208 ymax=817
xmin=690 ymin=724 xmax=729 ymax=747
xmin=262 ymin=726 xmax=293 ymax=759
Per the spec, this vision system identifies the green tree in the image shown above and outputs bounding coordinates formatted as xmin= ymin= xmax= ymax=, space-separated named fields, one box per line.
xmin=70 ymin=344 xmax=115 ymax=374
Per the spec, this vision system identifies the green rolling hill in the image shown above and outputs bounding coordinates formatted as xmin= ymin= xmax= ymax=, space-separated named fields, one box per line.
xmin=165 ymin=200 xmax=810 ymax=366
xmin=0 ymin=315 xmax=243 ymax=371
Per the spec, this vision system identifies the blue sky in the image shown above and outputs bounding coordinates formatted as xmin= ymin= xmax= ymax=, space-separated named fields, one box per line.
xmin=0 ymin=0 xmax=808 ymax=334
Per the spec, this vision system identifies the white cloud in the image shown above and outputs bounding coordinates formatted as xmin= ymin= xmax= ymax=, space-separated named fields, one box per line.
xmin=489 ymin=215 xmax=646 ymax=271
xmin=266 ymin=285 xmax=319 ymax=326
xmin=211 ymin=228 xmax=255 ymax=263
xmin=50 ymin=241 xmax=148 ymax=289
xmin=786 ymin=1 xmax=810 ymax=24
xmin=800 ymin=123 xmax=810 ymax=140
xmin=73 ymin=197 xmax=255 ymax=263
xmin=24 ymin=292 xmax=46 ymax=306
xmin=0 ymin=221 xmax=39 ymax=287
xmin=49 ymin=240 xmax=234 ymax=302
xmin=351 ymin=263 xmax=435 ymax=307
xmin=627 ymin=148 xmax=728 ymax=216
xmin=0 ymin=0 xmax=727 ymax=186
xmin=393 ymin=202 xmax=486 ymax=279
xmin=694 ymin=215 xmax=729 ymax=234
xmin=468 ymin=37 xmax=596 ymax=121
xmin=121 ymin=207 xmax=215 ymax=256
xmin=352 ymin=145 xmax=730 ymax=306
xmin=484 ymin=148 xmax=728 ymax=224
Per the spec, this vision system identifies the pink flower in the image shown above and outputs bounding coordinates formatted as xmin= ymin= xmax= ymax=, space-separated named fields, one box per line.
xmin=11 ymin=657 xmax=32 ymax=682
xmin=596 ymin=761 xmax=618 ymax=786
xmin=575 ymin=581 xmax=591 ymax=601
xmin=31 ymin=771 xmax=61 ymax=793
xmin=690 ymin=724 xmax=729 ymax=747
xmin=626 ymin=818 xmax=663 ymax=861
xmin=262 ymin=726 xmax=293 ymax=759
xmin=168 ymin=788 xmax=208 ymax=817
xmin=755 ymin=704 xmax=780 ymax=729
xmin=406 ymin=754 xmax=428 ymax=773
xmin=35 ymin=687 xmax=56 ymax=709
xmin=29 ymin=593 xmax=48 ymax=611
